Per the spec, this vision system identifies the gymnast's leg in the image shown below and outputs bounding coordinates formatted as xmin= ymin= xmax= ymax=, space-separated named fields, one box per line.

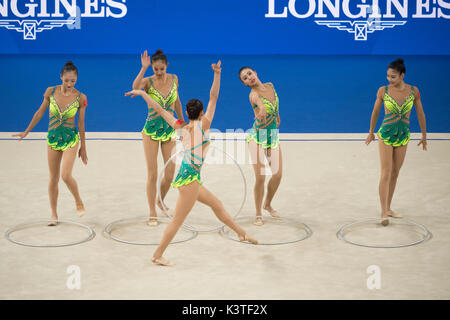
xmin=47 ymin=146 xmax=63 ymax=226
xmin=158 ymin=138 xmax=176 ymax=213
xmin=142 ymin=133 xmax=160 ymax=224
xmin=197 ymin=185 xmax=257 ymax=244
xmin=152 ymin=182 xmax=200 ymax=266
xmin=263 ymin=146 xmax=283 ymax=217
xmin=387 ymin=144 xmax=408 ymax=218
xmin=60 ymin=142 xmax=85 ymax=216
xmin=248 ymin=140 xmax=266 ymax=225
xmin=378 ymin=139 xmax=394 ymax=225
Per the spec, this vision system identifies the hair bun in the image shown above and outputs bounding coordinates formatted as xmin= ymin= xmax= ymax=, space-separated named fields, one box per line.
xmin=388 ymin=58 xmax=406 ymax=75
xmin=151 ymin=50 xmax=168 ymax=65
xmin=61 ymin=61 xmax=78 ymax=75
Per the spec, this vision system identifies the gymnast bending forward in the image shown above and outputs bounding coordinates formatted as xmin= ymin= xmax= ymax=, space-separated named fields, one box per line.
xmin=126 ymin=60 xmax=257 ymax=266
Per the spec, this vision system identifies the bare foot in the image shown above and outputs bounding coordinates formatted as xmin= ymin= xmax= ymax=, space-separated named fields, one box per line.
xmin=253 ymin=216 xmax=264 ymax=226
xmin=48 ymin=215 xmax=58 ymax=226
xmin=387 ymin=210 xmax=403 ymax=219
xmin=151 ymin=256 xmax=174 ymax=266
xmin=147 ymin=217 xmax=159 ymax=227
xmin=76 ymin=202 xmax=85 ymax=217
xmin=239 ymin=234 xmax=258 ymax=245
xmin=157 ymin=200 xmax=173 ymax=216
xmin=263 ymin=204 xmax=280 ymax=218
xmin=381 ymin=213 xmax=390 ymax=226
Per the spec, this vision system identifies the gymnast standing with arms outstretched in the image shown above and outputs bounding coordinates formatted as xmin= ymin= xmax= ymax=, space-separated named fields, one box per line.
xmin=126 ymin=60 xmax=257 ymax=266
xmin=12 ymin=61 xmax=88 ymax=225
xmin=132 ymin=50 xmax=185 ymax=226
xmin=239 ymin=67 xmax=283 ymax=226
xmin=365 ymin=58 xmax=427 ymax=225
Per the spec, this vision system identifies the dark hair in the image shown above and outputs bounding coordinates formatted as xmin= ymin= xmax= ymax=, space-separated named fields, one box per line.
xmin=61 ymin=61 xmax=78 ymax=76
xmin=186 ymin=99 xmax=203 ymax=120
xmin=238 ymin=66 xmax=253 ymax=81
xmin=388 ymin=58 xmax=406 ymax=75
xmin=151 ymin=49 xmax=168 ymax=65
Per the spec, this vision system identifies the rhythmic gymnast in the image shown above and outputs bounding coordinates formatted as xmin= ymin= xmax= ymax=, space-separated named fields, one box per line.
xmin=132 ymin=50 xmax=185 ymax=226
xmin=239 ymin=67 xmax=283 ymax=226
xmin=126 ymin=60 xmax=258 ymax=266
xmin=365 ymin=58 xmax=427 ymax=225
xmin=13 ymin=61 xmax=88 ymax=226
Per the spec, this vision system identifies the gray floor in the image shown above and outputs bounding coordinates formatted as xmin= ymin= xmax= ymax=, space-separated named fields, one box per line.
xmin=0 ymin=132 xmax=449 ymax=300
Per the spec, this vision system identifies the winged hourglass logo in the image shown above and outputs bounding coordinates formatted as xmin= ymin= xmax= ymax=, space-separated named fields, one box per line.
xmin=315 ymin=20 xmax=407 ymax=41
xmin=0 ymin=0 xmax=128 ymax=40
xmin=0 ymin=19 xmax=75 ymax=40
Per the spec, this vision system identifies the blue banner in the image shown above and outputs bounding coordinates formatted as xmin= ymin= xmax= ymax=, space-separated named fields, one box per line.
xmin=0 ymin=0 xmax=449 ymax=54
xmin=1 ymin=54 xmax=449 ymax=133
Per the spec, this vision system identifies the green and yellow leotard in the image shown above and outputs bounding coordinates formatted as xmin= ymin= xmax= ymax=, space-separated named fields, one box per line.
xmin=47 ymin=87 xmax=80 ymax=151
xmin=378 ymin=85 xmax=415 ymax=147
xmin=142 ymin=75 xmax=178 ymax=141
xmin=172 ymin=122 xmax=210 ymax=188
xmin=247 ymin=83 xmax=280 ymax=149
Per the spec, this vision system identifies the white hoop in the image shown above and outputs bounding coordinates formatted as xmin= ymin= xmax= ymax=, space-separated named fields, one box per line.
xmin=220 ymin=216 xmax=313 ymax=245
xmin=337 ymin=218 xmax=432 ymax=248
xmin=5 ymin=219 xmax=96 ymax=247
xmin=103 ymin=216 xmax=198 ymax=245
xmin=157 ymin=145 xmax=247 ymax=233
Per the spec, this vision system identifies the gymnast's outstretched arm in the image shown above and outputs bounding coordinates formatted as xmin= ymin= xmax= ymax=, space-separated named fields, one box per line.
xmin=132 ymin=50 xmax=150 ymax=90
xmin=249 ymin=92 xmax=268 ymax=121
xmin=203 ymin=60 xmax=221 ymax=128
xmin=125 ymin=89 xmax=184 ymax=130
xmin=12 ymin=87 xmax=52 ymax=140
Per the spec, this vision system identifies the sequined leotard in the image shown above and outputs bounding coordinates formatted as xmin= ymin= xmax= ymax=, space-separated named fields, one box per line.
xmin=378 ymin=85 xmax=415 ymax=146
xmin=47 ymin=86 xmax=81 ymax=151
xmin=246 ymin=83 xmax=280 ymax=149
xmin=142 ymin=75 xmax=178 ymax=141
xmin=172 ymin=121 xmax=210 ymax=188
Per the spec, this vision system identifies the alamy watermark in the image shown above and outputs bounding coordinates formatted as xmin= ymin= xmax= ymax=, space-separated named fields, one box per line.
xmin=66 ymin=265 xmax=81 ymax=290
xmin=366 ymin=265 xmax=381 ymax=290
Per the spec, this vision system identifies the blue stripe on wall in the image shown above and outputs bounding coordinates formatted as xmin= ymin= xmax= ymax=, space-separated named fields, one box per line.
xmin=1 ymin=54 xmax=449 ymax=133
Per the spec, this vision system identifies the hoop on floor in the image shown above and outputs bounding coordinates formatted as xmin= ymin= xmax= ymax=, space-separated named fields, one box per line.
xmin=220 ymin=216 xmax=313 ymax=245
xmin=337 ymin=218 xmax=431 ymax=248
xmin=157 ymin=145 xmax=247 ymax=233
xmin=104 ymin=216 xmax=198 ymax=245
xmin=5 ymin=219 xmax=96 ymax=247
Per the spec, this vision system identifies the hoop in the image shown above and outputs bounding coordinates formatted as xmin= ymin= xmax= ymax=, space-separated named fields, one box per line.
xmin=157 ymin=145 xmax=247 ymax=233
xmin=337 ymin=218 xmax=431 ymax=248
xmin=5 ymin=219 xmax=96 ymax=247
xmin=104 ymin=216 xmax=198 ymax=245
xmin=220 ymin=216 xmax=313 ymax=245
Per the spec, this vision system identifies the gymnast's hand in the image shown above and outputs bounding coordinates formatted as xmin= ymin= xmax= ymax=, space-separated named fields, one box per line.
xmin=211 ymin=60 xmax=221 ymax=73
xmin=12 ymin=132 xmax=28 ymax=141
xmin=78 ymin=146 xmax=88 ymax=165
xmin=125 ymin=89 xmax=145 ymax=98
xmin=418 ymin=137 xmax=427 ymax=151
xmin=141 ymin=50 xmax=151 ymax=70
xmin=365 ymin=133 xmax=375 ymax=145
xmin=255 ymin=108 xmax=267 ymax=121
